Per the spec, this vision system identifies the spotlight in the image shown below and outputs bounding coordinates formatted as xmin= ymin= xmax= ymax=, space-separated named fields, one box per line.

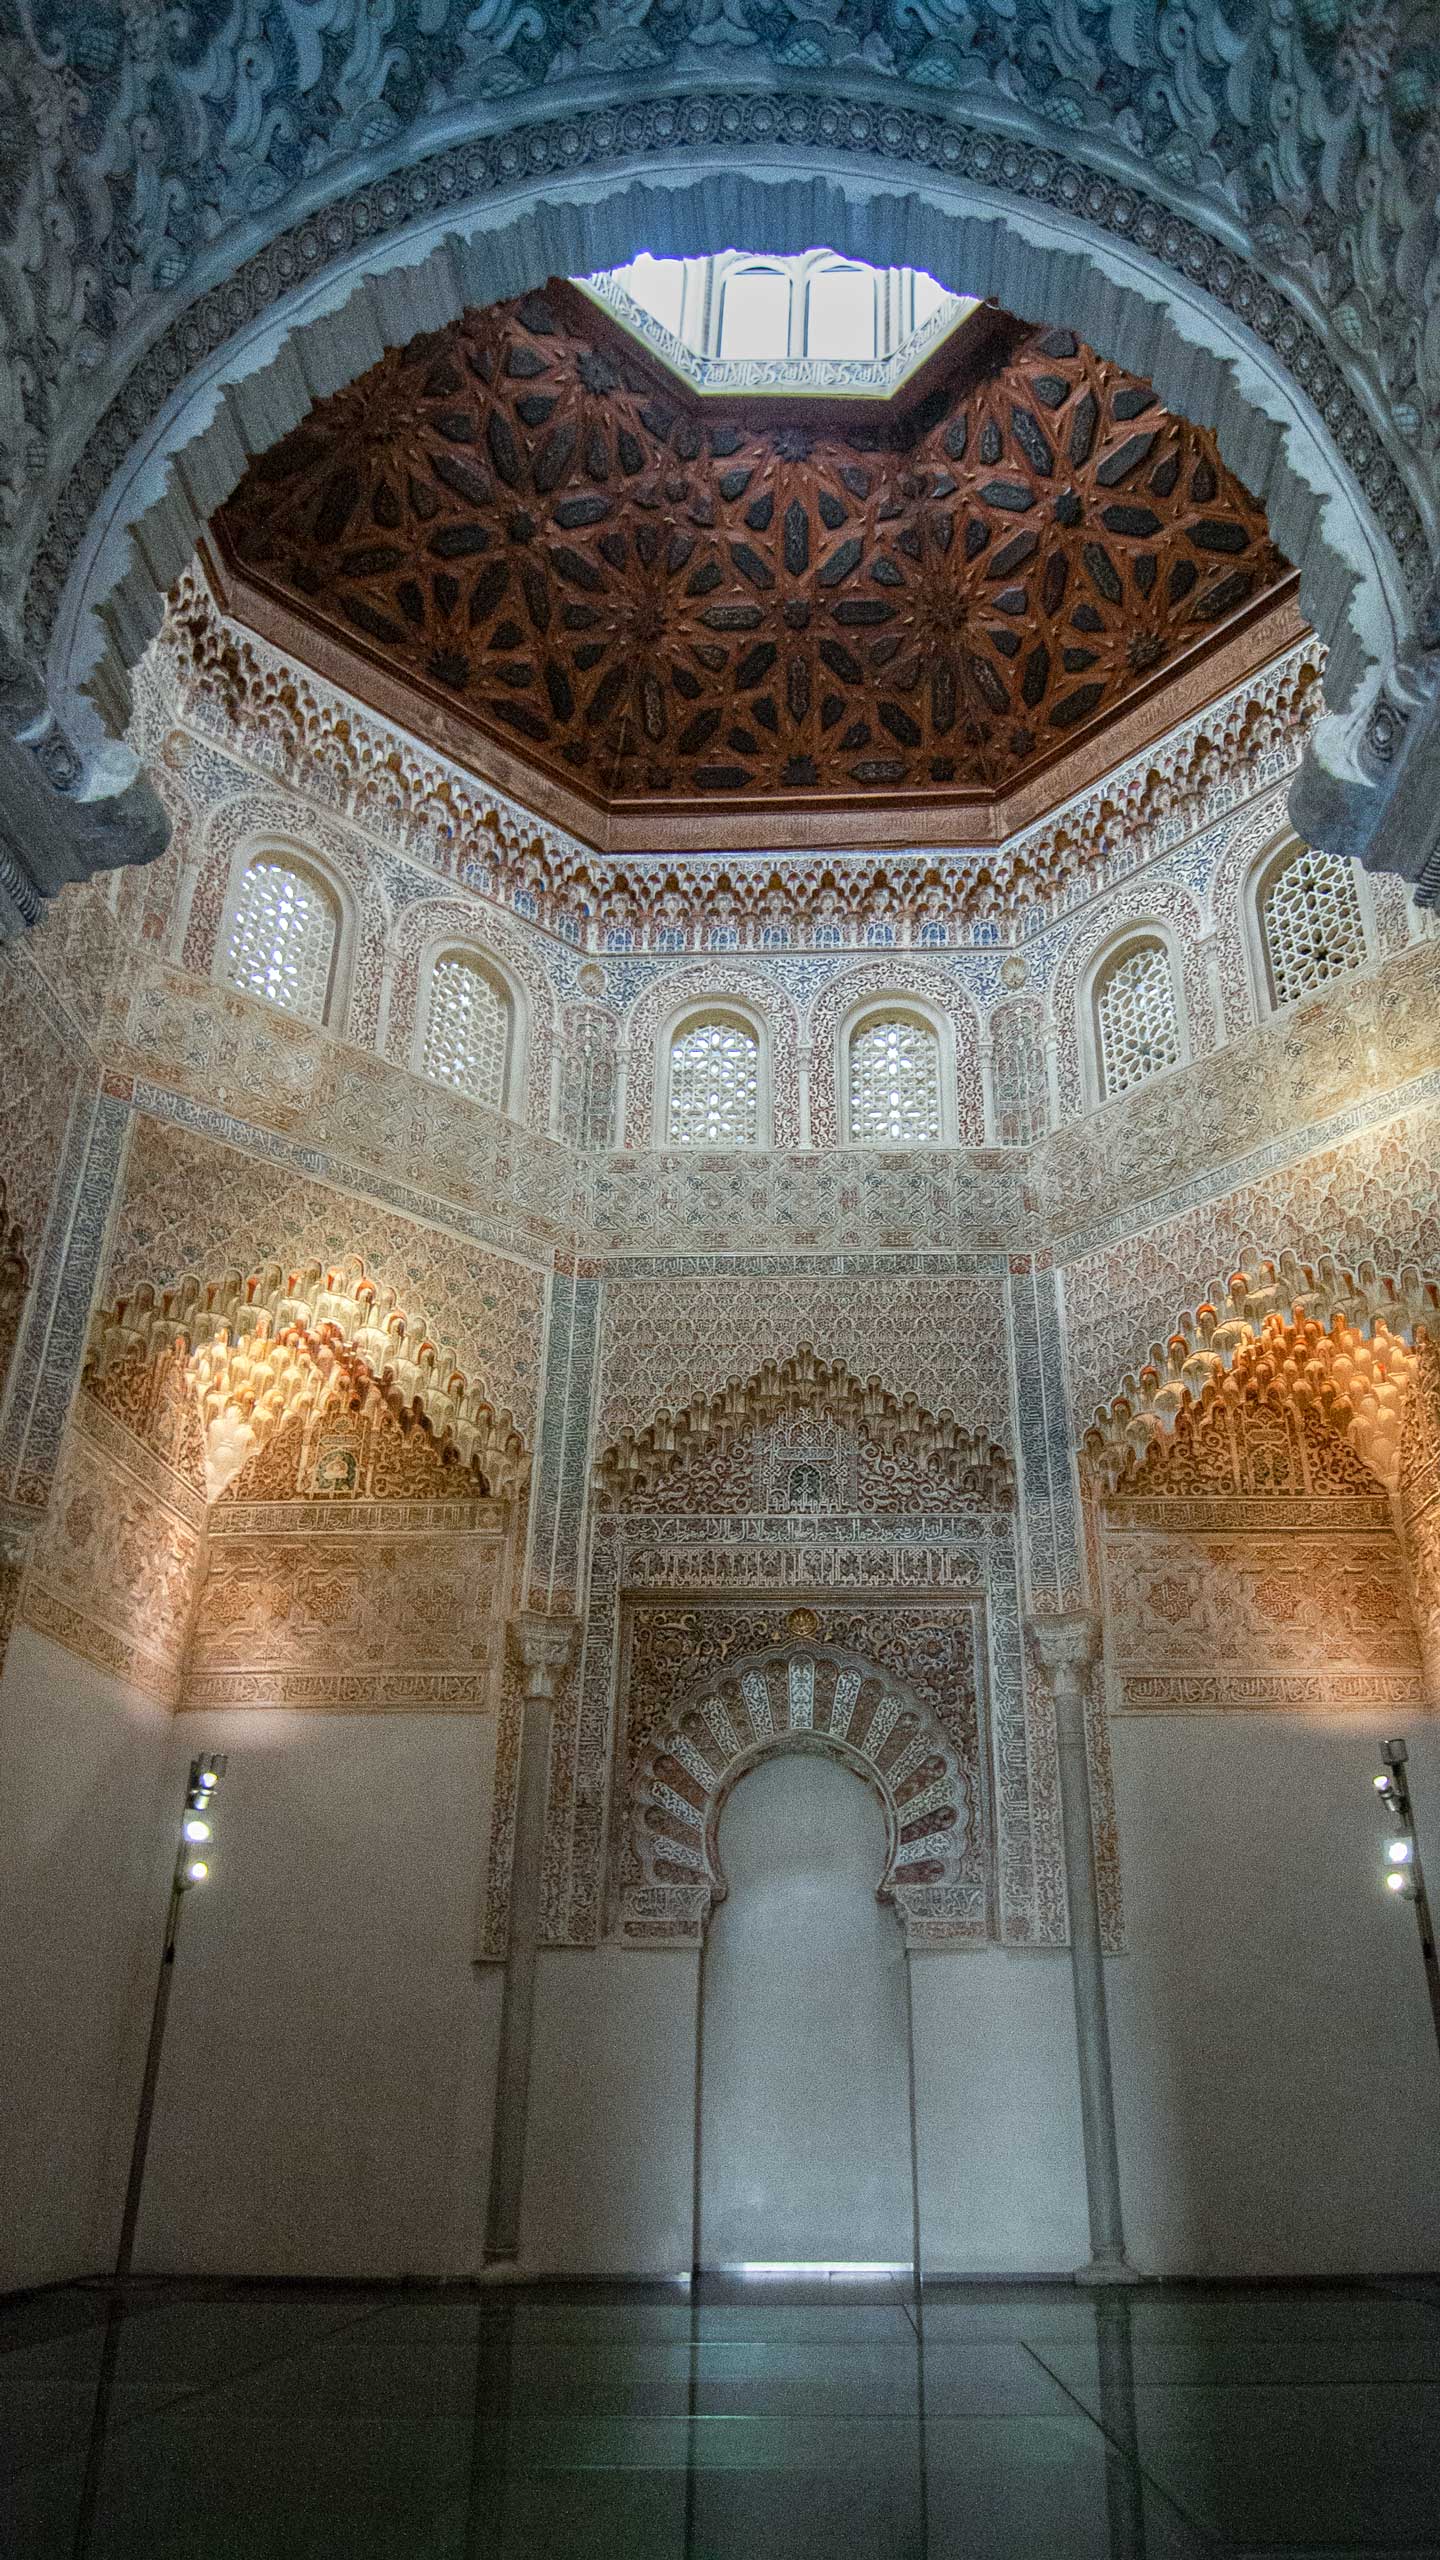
xmin=182 ymin=1816 xmax=211 ymax=1843
xmin=1370 ymin=1736 xmax=1440 ymax=2070
xmin=184 ymin=1858 xmax=209 ymax=1884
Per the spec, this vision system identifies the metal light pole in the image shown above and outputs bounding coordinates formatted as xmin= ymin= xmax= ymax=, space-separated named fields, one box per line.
xmin=1374 ymin=1737 xmax=1440 ymax=2064
xmin=73 ymin=1751 xmax=227 ymax=2558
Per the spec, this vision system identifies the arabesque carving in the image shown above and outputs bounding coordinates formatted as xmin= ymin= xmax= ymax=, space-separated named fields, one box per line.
xmin=594 ymin=1343 xmax=1011 ymax=1507
xmin=627 ymin=1643 xmax=969 ymax=1946
xmin=86 ymin=1257 xmax=529 ymax=1500
xmin=1084 ymin=1256 xmax=1440 ymax=1496
xmin=162 ymin=573 xmax=1322 ymax=939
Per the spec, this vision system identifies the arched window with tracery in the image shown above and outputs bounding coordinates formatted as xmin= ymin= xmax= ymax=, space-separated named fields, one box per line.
xmin=990 ymin=1005 xmax=1048 ymax=1144
xmin=848 ymin=1010 xmax=944 ymax=1144
xmin=666 ymin=1012 xmax=761 ymax=1148
xmin=421 ymin=951 xmax=512 ymax=1107
xmin=1092 ymin=937 xmax=1181 ymax=1101
xmin=223 ymin=852 xmax=339 ymax=1024
xmin=1256 ymin=842 xmax=1366 ymax=1009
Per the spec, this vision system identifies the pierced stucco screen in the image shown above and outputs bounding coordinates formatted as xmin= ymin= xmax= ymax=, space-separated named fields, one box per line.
xmin=224 ymin=858 xmax=336 ymax=1023
xmin=422 ymin=955 xmax=509 ymax=1105
xmin=1261 ymin=846 xmax=1366 ymax=1007
xmin=667 ymin=1017 xmax=760 ymax=1147
xmin=1094 ymin=941 xmax=1180 ymax=1098
xmin=849 ymin=1016 xmax=943 ymax=1144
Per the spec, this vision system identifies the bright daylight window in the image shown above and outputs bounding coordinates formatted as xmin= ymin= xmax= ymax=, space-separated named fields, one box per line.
xmin=422 ymin=955 xmax=510 ymax=1106
xmin=582 ymin=250 xmax=975 ymax=396
xmin=1094 ymin=942 xmax=1180 ymax=1099
xmin=849 ymin=1015 xmax=943 ymax=1144
xmin=224 ymin=857 xmax=336 ymax=1023
xmin=668 ymin=1016 xmax=760 ymax=1148
xmin=720 ymin=265 xmax=793 ymax=360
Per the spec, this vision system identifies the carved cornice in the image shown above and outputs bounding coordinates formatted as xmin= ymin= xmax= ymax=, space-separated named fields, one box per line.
xmin=158 ymin=569 xmax=1321 ymax=947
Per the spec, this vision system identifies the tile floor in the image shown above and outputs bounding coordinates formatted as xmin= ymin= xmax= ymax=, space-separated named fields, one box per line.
xmin=1 ymin=2273 xmax=1437 ymax=2557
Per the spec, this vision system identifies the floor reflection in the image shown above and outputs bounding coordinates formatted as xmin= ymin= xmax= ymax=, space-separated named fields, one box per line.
xmin=1 ymin=2273 xmax=1435 ymax=2557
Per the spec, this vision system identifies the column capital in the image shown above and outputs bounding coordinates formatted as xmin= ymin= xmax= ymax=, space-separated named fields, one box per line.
xmin=508 ymin=1611 xmax=579 ymax=1699
xmin=1027 ymin=1611 xmax=1102 ymax=1684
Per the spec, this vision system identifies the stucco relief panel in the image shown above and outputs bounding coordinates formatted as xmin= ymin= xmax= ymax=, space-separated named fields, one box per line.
xmin=187 ymin=1514 xmax=506 ymax=1712
xmin=21 ymin=1397 xmax=206 ymax=1704
xmin=598 ymin=1270 xmax=1011 ymax=1450
xmin=1101 ymin=1522 xmax=1422 ymax=1712
xmin=106 ymin=1115 xmax=546 ymax=1439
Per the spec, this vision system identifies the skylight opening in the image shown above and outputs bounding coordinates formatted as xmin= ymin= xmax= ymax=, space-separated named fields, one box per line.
xmin=578 ymin=249 xmax=977 ymax=398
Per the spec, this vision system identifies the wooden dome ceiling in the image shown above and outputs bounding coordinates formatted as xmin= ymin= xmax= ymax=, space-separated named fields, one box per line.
xmin=212 ymin=285 xmax=1299 ymax=855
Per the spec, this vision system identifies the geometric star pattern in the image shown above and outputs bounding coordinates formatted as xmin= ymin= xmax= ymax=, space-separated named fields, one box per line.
xmin=216 ymin=287 xmax=1290 ymax=837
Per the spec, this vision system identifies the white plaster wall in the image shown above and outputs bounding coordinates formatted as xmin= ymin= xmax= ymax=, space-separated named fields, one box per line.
xmin=911 ymin=1949 xmax=1091 ymax=2276
xmin=699 ymin=1754 xmax=913 ymax=2269
xmin=522 ymin=1947 xmax=699 ymax=2275
xmin=1108 ymin=1714 xmax=1440 ymax=2276
xmin=134 ymin=1711 xmax=503 ymax=2280
xmin=0 ymin=1627 xmax=171 ymax=2293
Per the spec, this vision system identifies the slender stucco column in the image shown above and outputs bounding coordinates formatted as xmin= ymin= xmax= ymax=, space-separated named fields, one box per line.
xmin=484 ymin=1611 xmax=577 ymax=2266
xmin=1028 ymin=1611 xmax=1139 ymax=2284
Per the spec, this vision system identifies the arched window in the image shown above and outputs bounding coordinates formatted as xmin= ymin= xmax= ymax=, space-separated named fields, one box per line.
xmin=1093 ymin=938 xmax=1180 ymax=1100
xmin=667 ymin=1012 xmax=761 ymax=1148
xmin=805 ymin=259 xmax=878 ymax=360
xmin=223 ymin=853 xmax=338 ymax=1023
xmin=991 ymin=1005 xmax=1048 ymax=1145
xmin=848 ymin=1011 xmax=943 ymax=1144
xmin=718 ymin=264 xmax=792 ymax=360
xmin=1257 ymin=843 xmax=1366 ymax=1009
xmin=421 ymin=952 xmax=511 ymax=1107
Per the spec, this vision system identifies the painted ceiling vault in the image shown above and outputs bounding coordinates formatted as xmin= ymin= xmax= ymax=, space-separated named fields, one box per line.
xmin=213 ymin=287 xmax=1294 ymax=853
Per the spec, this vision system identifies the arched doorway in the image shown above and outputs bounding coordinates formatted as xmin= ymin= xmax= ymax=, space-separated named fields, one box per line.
xmin=695 ymin=1748 xmax=915 ymax=2272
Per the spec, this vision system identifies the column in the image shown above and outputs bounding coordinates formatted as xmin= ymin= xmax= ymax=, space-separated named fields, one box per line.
xmin=1028 ymin=1610 xmax=1139 ymax=2284
xmin=1398 ymin=1334 xmax=1440 ymax=1706
xmin=484 ymin=1610 xmax=577 ymax=2265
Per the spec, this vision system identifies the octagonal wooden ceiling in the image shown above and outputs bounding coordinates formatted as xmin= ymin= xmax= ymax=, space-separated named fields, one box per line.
xmin=212 ymin=284 xmax=1300 ymax=855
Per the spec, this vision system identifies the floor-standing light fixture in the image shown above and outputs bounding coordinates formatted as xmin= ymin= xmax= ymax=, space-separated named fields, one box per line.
xmin=1374 ymin=1738 xmax=1440 ymax=2064
xmin=112 ymin=1751 xmax=228 ymax=2279
xmin=73 ymin=1752 xmax=227 ymax=2558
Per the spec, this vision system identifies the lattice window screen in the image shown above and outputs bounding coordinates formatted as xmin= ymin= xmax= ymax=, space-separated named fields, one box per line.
xmin=991 ymin=1007 xmax=1048 ymax=1144
xmin=667 ymin=1017 xmax=759 ymax=1147
xmin=1094 ymin=941 xmax=1180 ymax=1098
xmin=224 ymin=858 xmax=337 ymax=1022
xmin=848 ymin=1015 xmax=943 ymax=1143
xmin=422 ymin=955 xmax=510 ymax=1105
xmin=1260 ymin=846 xmax=1366 ymax=1007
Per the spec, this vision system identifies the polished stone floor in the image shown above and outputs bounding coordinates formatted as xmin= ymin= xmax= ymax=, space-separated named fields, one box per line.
xmin=1 ymin=2272 xmax=1437 ymax=2558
